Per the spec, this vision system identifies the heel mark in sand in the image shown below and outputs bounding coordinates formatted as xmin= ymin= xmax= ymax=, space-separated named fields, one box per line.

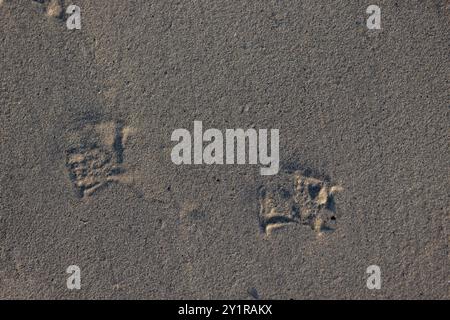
xmin=259 ymin=170 xmax=343 ymax=236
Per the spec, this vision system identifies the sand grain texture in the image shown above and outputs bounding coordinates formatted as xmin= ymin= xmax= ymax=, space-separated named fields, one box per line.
xmin=0 ymin=0 xmax=448 ymax=299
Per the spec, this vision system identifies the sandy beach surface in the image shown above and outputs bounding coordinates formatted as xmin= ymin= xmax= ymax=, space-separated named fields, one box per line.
xmin=0 ymin=0 xmax=448 ymax=299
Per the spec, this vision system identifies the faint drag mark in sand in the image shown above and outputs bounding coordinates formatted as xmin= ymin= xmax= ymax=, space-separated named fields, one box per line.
xmin=176 ymin=200 xmax=219 ymax=297
xmin=258 ymin=169 xmax=343 ymax=237
xmin=180 ymin=202 xmax=207 ymax=222
xmin=65 ymin=120 xmax=136 ymax=198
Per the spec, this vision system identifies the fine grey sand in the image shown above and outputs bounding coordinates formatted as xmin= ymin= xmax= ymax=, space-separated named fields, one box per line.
xmin=0 ymin=0 xmax=448 ymax=299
